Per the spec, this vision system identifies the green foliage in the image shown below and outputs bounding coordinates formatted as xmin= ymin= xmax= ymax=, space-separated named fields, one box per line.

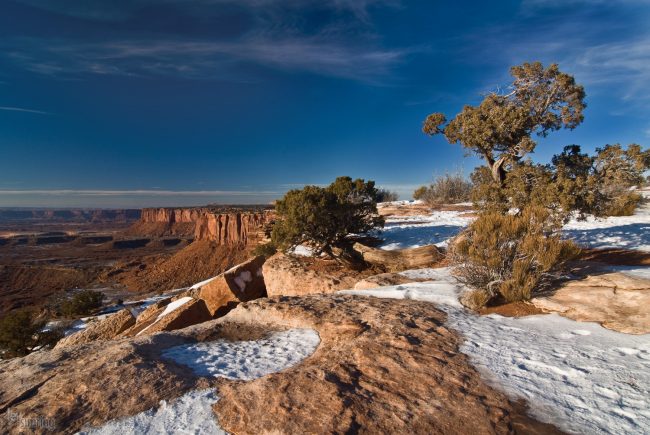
xmin=253 ymin=242 xmax=277 ymax=258
xmin=470 ymin=144 xmax=650 ymax=218
xmin=590 ymin=144 xmax=650 ymax=216
xmin=424 ymin=62 xmax=586 ymax=184
xmin=451 ymin=207 xmax=579 ymax=307
xmin=0 ymin=310 xmax=63 ymax=359
xmin=271 ymin=176 xmax=384 ymax=257
xmin=414 ymin=172 xmax=472 ymax=205
xmin=59 ymin=289 xmax=104 ymax=317
xmin=376 ymin=189 xmax=399 ymax=202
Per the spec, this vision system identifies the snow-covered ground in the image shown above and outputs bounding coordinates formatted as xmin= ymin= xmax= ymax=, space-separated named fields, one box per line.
xmin=379 ymin=192 xmax=650 ymax=252
xmin=563 ymin=197 xmax=650 ymax=251
xmin=341 ymin=268 xmax=650 ymax=434
xmin=83 ymin=328 xmax=320 ymax=434
xmin=162 ymin=328 xmax=320 ymax=380
xmin=379 ymin=210 xmax=472 ymax=250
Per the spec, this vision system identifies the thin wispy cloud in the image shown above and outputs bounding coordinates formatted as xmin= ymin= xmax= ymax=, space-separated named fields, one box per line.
xmin=4 ymin=36 xmax=411 ymax=83
xmin=0 ymin=105 xmax=48 ymax=114
xmin=463 ymin=12 xmax=650 ymax=103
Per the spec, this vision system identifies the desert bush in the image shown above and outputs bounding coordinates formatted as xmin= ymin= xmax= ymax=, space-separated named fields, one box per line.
xmin=271 ymin=176 xmax=384 ymax=259
xmin=253 ymin=242 xmax=277 ymax=257
xmin=376 ymin=189 xmax=399 ymax=202
xmin=414 ymin=172 xmax=472 ymax=205
xmin=589 ymin=144 xmax=650 ymax=216
xmin=469 ymin=144 xmax=650 ymax=218
xmin=0 ymin=310 xmax=63 ymax=359
xmin=59 ymin=289 xmax=104 ymax=317
xmin=451 ymin=207 xmax=579 ymax=308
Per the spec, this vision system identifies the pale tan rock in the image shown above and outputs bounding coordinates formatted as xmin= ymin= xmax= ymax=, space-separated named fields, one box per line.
xmin=353 ymin=272 xmax=415 ymax=290
xmin=532 ymin=272 xmax=650 ymax=334
xmin=353 ymin=242 xmax=444 ymax=272
xmin=262 ymin=253 xmax=360 ymax=296
xmin=137 ymin=298 xmax=212 ymax=335
xmin=214 ymin=295 xmax=560 ymax=435
xmin=54 ymin=309 xmax=135 ymax=349
xmin=0 ymin=295 xmax=560 ymax=435
xmin=197 ymin=256 xmax=267 ymax=316
xmin=135 ymin=298 xmax=172 ymax=324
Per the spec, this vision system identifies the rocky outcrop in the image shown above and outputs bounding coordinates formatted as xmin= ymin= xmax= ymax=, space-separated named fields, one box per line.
xmin=216 ymin=295 xmax=560 ymax=434
xmin=135 ymin=298 xmax=212 ymax=336
xmin=353 ymin=242 xmax=444 ymax=271
xmin=353 ymin=272 xmax=417 ymax=290
xmin=532 ymin=272 xmax=650 ymax=334
xmin=0 ymin=295 xmax=557 ymax=434
xmin=54 ymin=309 xmax=136 ymax=349
xmin=262 ymin=253 xmax=361 ymax=296
xmin=196 ymin=256 xmax=267 ymax=316
xmin=194 ymin=212 xmax=271 ymax=245
xmin=131 ymin=207 xmax=273 ymax=243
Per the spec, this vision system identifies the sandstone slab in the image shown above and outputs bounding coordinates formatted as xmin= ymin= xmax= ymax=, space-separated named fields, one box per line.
xmin=353 ymin=242 xmax=444 ymax=272
xmin=262 ymin=253 xmax=361 ymax=296
xmin=532 ymin=272 xmax=650 ymax=334
xmin=54 ymin=309 xmax=135 ymax=349
xmin=353 ymin=272 xmax=416 ymax=290
xmin=137 ymin=298 xmax=212 ymax=336
xmin=0 ymin=294 xmax=558 ymax=434
xmin=197 ymin=256 xmax=267 ymax=316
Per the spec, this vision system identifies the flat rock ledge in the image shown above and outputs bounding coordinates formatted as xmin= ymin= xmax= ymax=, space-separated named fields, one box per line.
xmin=215 ymin=295 xmax=561 ymax=434
xmin=532 ymin=272 xmax=650 ymax=334
xmin=0 ymin=295 xmax=560 ymax=434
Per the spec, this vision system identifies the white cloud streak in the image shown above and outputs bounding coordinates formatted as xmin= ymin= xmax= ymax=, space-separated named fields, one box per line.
xmin=4 ymin=36 xmax=410 ymax=82
xmin=0 ymin=105 xmax=48 ymax=114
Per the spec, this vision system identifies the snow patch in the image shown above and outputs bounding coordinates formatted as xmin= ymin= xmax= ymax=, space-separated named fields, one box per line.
xmin=86 ymin=328 xmax=320 ymax=434
xmin=233 ymin=270 xmax=252 ymax=292
xmin=292 ymin=245 xmax=314 ymax=257
xmin=163 ymin=328 xmax=320 ymax=380
xmin=81 ymin=389 xmax=223 ymax=435
xmin=379 ymin=210 xmax=472 ymax=250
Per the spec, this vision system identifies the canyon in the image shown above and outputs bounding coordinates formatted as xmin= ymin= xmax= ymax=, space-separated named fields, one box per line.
xmin=0 ymin=206 xmax=274 ymax=315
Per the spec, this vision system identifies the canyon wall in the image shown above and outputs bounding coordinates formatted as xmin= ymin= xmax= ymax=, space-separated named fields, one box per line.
xmin=135 ymin=207 xmax=273 ymax=244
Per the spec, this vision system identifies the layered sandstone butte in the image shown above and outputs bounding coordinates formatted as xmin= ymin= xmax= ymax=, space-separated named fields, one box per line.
xmin=131 ymin=207 xmax=273 ymax=242
xmin=194 ymin=212 xmax=271 ymax=245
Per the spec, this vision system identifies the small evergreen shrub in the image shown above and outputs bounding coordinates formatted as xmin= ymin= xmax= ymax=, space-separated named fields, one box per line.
xmin=413 ymin=172 xmax=472 ymax=205
xmin=451 ymin=207 xmax=579 ymax=308
xmin=376 ymin=189 xmax=399 ymax=202
xmin=253 ymin=242 xmax=277 ymax=258
xmin=59 ymin=289 xmax=104 ymax=317
xmin=271 ymin=176 xmax=384 ymax=259
xmin=0 ymin=310 xmax=63 ymax=358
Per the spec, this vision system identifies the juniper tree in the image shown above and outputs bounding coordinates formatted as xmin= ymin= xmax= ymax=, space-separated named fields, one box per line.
xmin=423 ymin=62 xmax=586 ymax=185
xmin=271 ymin=177 xmax=384 ymax=259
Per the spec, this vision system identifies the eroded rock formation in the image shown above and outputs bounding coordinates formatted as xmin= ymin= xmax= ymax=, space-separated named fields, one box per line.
xmin=131 ymin=207 xmax=273 ymax=243
xmin=0 ymin=295 xmax=558 ymax=434
xmin=532 ymin=271 xmax=650 ymax=334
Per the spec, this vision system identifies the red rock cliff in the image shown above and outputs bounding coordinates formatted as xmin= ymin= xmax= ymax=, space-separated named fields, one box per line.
xmin=194 ymin=212 xmax=272 ymax=245
xmin=135 ymin=208 xmax=273 ymax=243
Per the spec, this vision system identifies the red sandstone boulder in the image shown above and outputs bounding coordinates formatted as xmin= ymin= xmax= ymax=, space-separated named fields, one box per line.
xmin=262 ymin=253 xmax=361 ymax=296
xmin=197 ymin=256 xmax=267 ymax=316
xmin=134 ymin=297 xmax=212 ymax=336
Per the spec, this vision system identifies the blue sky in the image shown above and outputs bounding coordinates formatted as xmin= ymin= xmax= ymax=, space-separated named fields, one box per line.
xmin=0 ymin=0 xmax=649 ymax=207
